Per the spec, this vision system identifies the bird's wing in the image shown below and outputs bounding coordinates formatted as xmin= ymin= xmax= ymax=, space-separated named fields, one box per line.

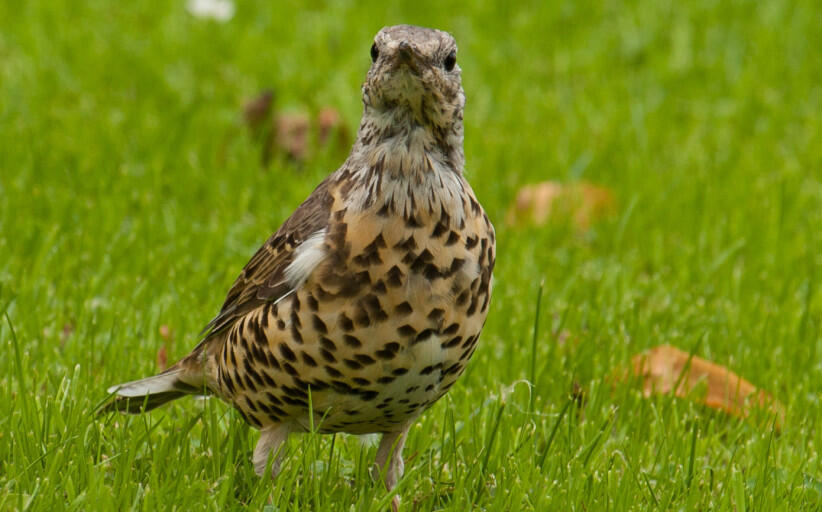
xmin=200 ymin=176 xmax=335 ymax=338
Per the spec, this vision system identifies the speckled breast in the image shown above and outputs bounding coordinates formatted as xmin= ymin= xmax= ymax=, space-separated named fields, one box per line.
xmin=219 ymin=186 xmax=495 ymax=434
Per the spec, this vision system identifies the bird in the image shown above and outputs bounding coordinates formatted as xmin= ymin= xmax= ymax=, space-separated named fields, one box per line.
xmin=104 ymin=24 xmax=495 ymax=502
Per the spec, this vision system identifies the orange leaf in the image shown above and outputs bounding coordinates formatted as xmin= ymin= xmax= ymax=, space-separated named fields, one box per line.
xmin=506 ymin=181 xmax=615 ymax=230
xmin=156 ymin=345 xmax=168 ymax=372
xmin=627 ymin=345 xmax=784 ymax=428
xmin=274 ymin=112 xmax=311 ymax=161
xmin=243 ymin=90 xmax=275 ymax=131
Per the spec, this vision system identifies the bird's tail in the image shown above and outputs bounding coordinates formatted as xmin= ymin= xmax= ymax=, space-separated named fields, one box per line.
xmin=101 ymin=350 xmax=210 ymax=414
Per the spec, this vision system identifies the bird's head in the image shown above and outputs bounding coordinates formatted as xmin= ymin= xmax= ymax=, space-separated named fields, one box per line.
xmin=362 ymin=25 xmax=464 ymax=136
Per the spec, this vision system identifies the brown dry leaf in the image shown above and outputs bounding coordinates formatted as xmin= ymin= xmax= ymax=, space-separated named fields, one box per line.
xmin=627 ymin=345 xmax=785 ymax=428
xmin=156 ymin=345 xmax=168 ymax=372
xmin=157 ymin=325 xmax=173 ymax=371
xmin=506 ymin=181 xmax=615 ymax=230
xmin=316 ymin=106 xmax=351 ymax=152
xmin=274 ymin=112 xmax=311 ymax=162
xmin=317 ymin=107 xmax=341 ymax=146
xmin=243 ymin=90 xmax=275 ymax=132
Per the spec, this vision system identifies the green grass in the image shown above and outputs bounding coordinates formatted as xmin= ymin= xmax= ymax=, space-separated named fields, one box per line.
xmin=1 ymin=0 xmax=821 ymax=510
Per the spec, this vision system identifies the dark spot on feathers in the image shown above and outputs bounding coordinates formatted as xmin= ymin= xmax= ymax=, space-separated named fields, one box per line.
xmin=331 ymin=380 xmax=355 ymax=394
xmin=243 ymin=374 xmax=258 ymax=393
xmin=420 ymin=364 xmax=442 ymax=375
xmin=282 ymin=396 xmax=308 ymax=407
xmin=427 ymin=308 xmax=445 ymax=321
xmin=245 ymin=396 xmax=258 ymax=412
xmin=282 ymin=384 xmax=308 ymax=399
xmin=344 ymin=359 xmax=363 ymax=370
xmin=462 ymin=335 xmax=478 ymax=349
xmin=444 ymin=363 xmax=462 ymax=375
xmin=386 ymin=266 xmax=405 ymax=287
xmin=395 ymin=302 xmax=412 ymax=315
xmin=338 ymin=313 xmax=354 ymax=332
xmin=355 ymin=354 xmax=376 ymax=365
xmin=312 ymin=314 xmax=327 ymax=334
xmin=393 ymin=235 xmax=417 ymax=252
xmin=262 ymin=372 xmax=277 ymax=388
xmin=397 ymin=324 xmax=416 ymax=337
xmin=279 ymin=343 xmax=297 ymax=362
xmin=266 ymin=351 xmax=281 ymax=370
xmin=320 ymin=336 xmax=337 ymax=351
xmin=442 ymin=322 xmax=459 ymax=335
xmin=353 ymin=307 xmax=370 ymax=328
xmin=376 ymin=342 xmax=400 ymax=360
xmin=372 ymin=280 xmax=387 ymax=294
xmin=343 ymin=334 xmax=362 ymax=348
xmin=324 ymin=365 xmax=342 ymax=378
xmin=265 ymin=392 xmax=283 ymax=406
xmin=290 ymin=324 xmax=303 ymax=344
xmin=301 ymin=352 xmax=317 ymax=367
xmin=320 ymin=348 xmax=336 ymax=363
xmin=360 ymin=390 xmax=379 ymax=401
xmin=412 ymin=328 xmax=435 ymax=345
xmin=431 ymin=221 xmax=448 ymax=238
xmin=466 ymin=296 xmax=479 ymax=316
xmin=405 ymin=213 xmax=422 ymax=228
xmin=442 ymin=336 xmax=462 ymax=348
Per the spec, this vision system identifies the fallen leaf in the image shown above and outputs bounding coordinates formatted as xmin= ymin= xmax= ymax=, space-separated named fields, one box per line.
xmin=157 ymin=325 xmax=173 ymax=371
xmin=274 ymin=112 xmax=311 ymax=162
xmin=243 ymin=90 xmax=275 ymax=132
xmin=156 ymin=344 xmax=168 ymax=372
xmin=317 ymin=107 xmax=341 ymax=145
xmin=316 ymin=107 xmax=350 ymax=151
xmin=625 ymin=345 xmax=785 ymax=428
xmin=506 ymin=181 xmax=615 ymax=230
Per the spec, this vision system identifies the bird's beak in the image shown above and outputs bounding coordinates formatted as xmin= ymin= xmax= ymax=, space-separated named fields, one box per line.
xmin=394 ymin=41 xmax=424 ymax=75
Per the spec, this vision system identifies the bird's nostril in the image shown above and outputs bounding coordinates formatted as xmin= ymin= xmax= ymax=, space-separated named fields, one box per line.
xmin=397 ymin=41 xmax=412 ymax=60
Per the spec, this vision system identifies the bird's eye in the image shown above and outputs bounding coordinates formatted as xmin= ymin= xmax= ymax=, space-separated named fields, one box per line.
xmin=443 ymin=50 xmax=456 ymax=71
xmin=370 ymin=43 xmax=379 ymax=62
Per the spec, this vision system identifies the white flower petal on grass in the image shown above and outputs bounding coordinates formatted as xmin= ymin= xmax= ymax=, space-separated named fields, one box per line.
xmin=186 ymin=0 xmax=235 ymax=22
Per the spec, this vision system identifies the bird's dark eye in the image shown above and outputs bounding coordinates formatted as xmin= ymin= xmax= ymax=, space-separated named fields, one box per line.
xmin=443 ymin=50 xmax=456 ymax=71
xmin=370 ymin=43 xmax=379 ymax=62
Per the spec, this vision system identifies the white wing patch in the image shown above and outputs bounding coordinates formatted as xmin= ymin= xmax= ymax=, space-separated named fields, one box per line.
xmin=284 ymin=229 xmax=327 ymax=289
xmin=107 ymin=368 xmax=184 ymax=396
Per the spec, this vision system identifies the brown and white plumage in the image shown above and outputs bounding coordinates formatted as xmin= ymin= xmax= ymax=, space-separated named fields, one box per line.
xmin=105 ymin=24 xmax=495 ymax=502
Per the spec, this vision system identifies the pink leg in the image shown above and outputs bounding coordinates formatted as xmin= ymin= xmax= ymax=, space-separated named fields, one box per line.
xmin=253 ymin=423 xmax=291 ymax=478
xmin=373 ymin=423 xmax=411 ymax=511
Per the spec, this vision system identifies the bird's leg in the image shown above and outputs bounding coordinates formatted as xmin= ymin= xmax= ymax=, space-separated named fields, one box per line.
xmin=253 ymin=423 xmax=291 ymax=478
xmin=373 ymin=423 xmax=411 ymax=502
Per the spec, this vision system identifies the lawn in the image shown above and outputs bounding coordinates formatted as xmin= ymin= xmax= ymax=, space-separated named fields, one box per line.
xmin=1 ymin=0 xmax=820 ymax=510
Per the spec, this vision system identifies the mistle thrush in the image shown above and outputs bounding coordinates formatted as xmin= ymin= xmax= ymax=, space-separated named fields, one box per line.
xmin=105 ymin=24 xmax=495 ymax=498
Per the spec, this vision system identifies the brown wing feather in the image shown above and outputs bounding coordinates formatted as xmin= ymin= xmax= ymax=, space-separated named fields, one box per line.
xmin=200 ymin=176 xmax=335 ymax=337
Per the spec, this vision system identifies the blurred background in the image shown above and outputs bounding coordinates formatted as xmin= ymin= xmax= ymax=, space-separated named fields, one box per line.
xmin=1 ymin=1 xmax=820 ymax=510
